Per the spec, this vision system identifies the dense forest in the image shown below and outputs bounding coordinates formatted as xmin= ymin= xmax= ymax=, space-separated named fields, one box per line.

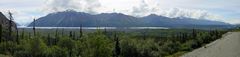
xmin=0 ymin=11 xmax=231 ymax=57
xmin=0 ymin=26 xmax=228 ymax=57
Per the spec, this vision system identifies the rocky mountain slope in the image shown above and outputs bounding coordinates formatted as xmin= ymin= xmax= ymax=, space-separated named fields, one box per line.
xmin=28 ymin=10 xmax=231 ymax=28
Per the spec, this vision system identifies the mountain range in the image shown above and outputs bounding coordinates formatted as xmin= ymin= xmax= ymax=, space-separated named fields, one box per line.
xmin=28 ymin=10 xmax=231 ymax=28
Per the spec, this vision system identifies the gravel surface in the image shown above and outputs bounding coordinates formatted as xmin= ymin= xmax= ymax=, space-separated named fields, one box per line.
xmin=182 ymin=32 xmax=240 ymax=57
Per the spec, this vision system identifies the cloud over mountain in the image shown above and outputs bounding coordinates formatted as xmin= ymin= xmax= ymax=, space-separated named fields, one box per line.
xmin=43 ymin=0 xmax=222 ymax=21
xmin=1 ymin=0 xmax=239 ymax=26
xmin=44 ymin=0 xmax=101 ymax=14
xmin=28 ymin=11 xmax=231 ymax=28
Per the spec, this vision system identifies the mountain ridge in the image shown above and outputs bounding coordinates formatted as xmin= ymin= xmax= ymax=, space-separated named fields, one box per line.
xmin=0 ymin=12 xmax=17 ymax=30
xmin=28 ymin=10 xmax=231 ymax=28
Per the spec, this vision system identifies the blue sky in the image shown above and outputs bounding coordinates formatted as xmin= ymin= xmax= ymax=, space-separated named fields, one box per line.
xmin=0 ymin=0 xmax=240 ymax=26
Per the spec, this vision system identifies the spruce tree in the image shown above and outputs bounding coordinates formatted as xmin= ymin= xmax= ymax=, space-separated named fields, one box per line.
xmin=8 ymin=11 xmax=13 ymax=41
xmin=142 ymin=30 xmax=147 ymax=40
xmin=0 ymin=23 xmax=2 ymax=42
xmin=114 ymin=32 xmax=121 ymax=57
xmin=28 ymin=32 xmax=31 ymax=39
xmin=69 ymin=31 xmax=73 ymax=38
xmin=79 ymin=26 xmax=83 ymax=39
xmin=72 ymin=31 xmax=76 ymax=40
xmin=192 ymin=28 xmax=197 ymax=39
xmin=61 ymin=29 xmax=64 ymax=37
xmin=47 ymin=33 xmax=51 ymax=46
xmin=16 ymin=28 xmax=19 ymax=44
xmin=55 ymin=28 xmax=58 ymax=38
xmin=33 ymin=18 xmax=36 ymax=37
xmin=21 ymin=29 xmax=25 ymax=39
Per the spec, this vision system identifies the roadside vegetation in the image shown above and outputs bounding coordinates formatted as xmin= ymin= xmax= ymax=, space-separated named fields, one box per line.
xmin=0 ymin=25 xmax=227 ymax=57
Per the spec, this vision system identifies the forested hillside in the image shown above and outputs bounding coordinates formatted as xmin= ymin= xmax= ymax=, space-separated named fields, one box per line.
xmin=0 ymin=28 xmax=227 ymax=57
xmin=0 ymin=12 xmax=17 ymax=30
xmin=0 ymin=12 xmax=17 ymax=43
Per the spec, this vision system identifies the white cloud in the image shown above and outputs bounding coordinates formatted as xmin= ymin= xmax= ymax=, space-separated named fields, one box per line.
xmin=1 ymin=0 xmax=240 ymax=25
xmin=44 ymin=0 xmax=102 ymax=14
xmin=0 ymin=9 xmax=38 ymax=26
xmin=97 ymin=0 xmax=223 ymax=21
xmin=225 ymin=19 xmax=240 ymax=24
xmin=0 ymin=0 xmax=45 ymax=26
xmin=47 ymin=0 xmax=218 ymax=19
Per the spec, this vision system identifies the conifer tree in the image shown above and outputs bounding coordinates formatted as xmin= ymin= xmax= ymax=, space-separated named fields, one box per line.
xmin=104 ymin=28 xmax=107 ymax=35
xmin=142 ymin=29 xmax=147 ymax=40
xmin=16 ymin=28 xmax=19 ymax=44
xmin=0 ymin=23 xmax=2 ymax=42
xmin=69 ymin=31 xmax=73 ymax=38
xmin=192 ymin=28 xmax=197 ymax=39
xmin=61 ymin=29 xmax=64 ymax=37
xmin=79 ymin=26 xmax=83 ymax=39
xmin=55 ymin=28 xmax=58 ymax=38
xmin=72 ymin=31 xmax=76 ymax=40
xmin=47 ymin=33 xmax=51 ymax=46
xmin=33 ymin=18 xmax=36 ymax=37
xmin=114 ymin=32 xmax=121 ymax=57
xmin=8 ymin=11 xmax=13 ymax=40
xmin=28 ymin=32 xmax=31 ymax=39
xmin=21 ymin=29 xmax=25 ymax=39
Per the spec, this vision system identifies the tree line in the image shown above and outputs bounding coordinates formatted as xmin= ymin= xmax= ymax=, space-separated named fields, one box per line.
xmin=0 ymin=27 xmax=227 ymax=57
xmin=0 ymin=11 xmax=228 ymax=57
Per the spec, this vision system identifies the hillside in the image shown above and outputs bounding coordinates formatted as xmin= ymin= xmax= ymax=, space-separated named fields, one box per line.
xmin=0 ymin=12 xmax=17 ymax=30
xmin=28 ymin=10 xmax=231 ymax=28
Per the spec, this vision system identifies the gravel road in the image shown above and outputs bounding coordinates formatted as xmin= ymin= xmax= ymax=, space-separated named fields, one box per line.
xmin=182 ymin=32 xmax=240 ymax=57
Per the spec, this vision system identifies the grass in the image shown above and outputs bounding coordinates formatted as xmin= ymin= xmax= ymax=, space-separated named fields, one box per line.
xmin=167 ymin=51 xmax=188 ymax=57
xmin=0 ymin=54 xmax=12 ymax=57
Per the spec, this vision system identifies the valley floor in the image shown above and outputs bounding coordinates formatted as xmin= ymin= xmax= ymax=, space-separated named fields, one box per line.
xmin=182 ymin=32 xmax=240 ymax=57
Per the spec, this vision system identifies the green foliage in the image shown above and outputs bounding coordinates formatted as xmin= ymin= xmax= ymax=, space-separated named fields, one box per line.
xmin=0 ymin=29 xmax=228 ymax=57
xmin=80 ymin=31 xmax=113 ymax=57
xmin=43 ymin=46 xmax=68 ymax=57
xmin=0 ymin=41 xmax=17 ymax=55
xmin=114 ymin=33 xmax=121 ymax=57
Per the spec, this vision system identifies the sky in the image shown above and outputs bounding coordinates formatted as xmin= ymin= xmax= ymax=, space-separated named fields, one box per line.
xmin=0 ymin=0 xmax=240 ymax=26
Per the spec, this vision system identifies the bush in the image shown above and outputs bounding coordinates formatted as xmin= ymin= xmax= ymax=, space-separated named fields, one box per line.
xmin=0 ymin=29 xmax=227 ymax=57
